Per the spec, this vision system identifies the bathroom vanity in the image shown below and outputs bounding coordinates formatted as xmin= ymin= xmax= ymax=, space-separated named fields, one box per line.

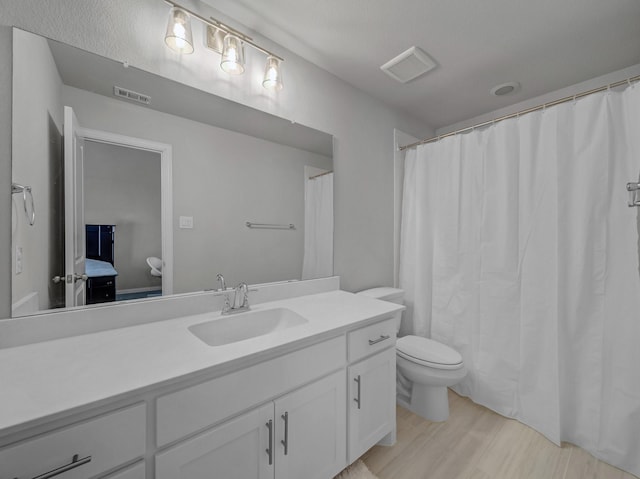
xmin=0 ymin=283 xmax=401 ymax=478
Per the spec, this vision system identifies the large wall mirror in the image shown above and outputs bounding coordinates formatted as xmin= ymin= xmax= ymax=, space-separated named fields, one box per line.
xmin=9 ymin=28 xmax=334 ymax=319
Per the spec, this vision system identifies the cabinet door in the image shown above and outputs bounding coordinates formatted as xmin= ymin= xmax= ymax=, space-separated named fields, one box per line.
xmin=348 ymin=348 xmax=396 ymax=463
xmin=156 ymin=403 xmax=274 ymax=479
xmin=275 ymin=370 xmax=346 ymax=479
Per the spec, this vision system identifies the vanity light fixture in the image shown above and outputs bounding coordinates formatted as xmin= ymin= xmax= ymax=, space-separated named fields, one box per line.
xmin=164 ymin=6 xmax=194 ymax=54
xmin=262 ymin=56 xmax=283 ymax=91
xmin=220 ymin=34 xmax=245 ymax=74
xmin=163 ymin=0 xmax=284 ymax=90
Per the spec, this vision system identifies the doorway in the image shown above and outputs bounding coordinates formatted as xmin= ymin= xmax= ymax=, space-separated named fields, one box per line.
xmin=79 ymin=128 xmax=173 ymax=298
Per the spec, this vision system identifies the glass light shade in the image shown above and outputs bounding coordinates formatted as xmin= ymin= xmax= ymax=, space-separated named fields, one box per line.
xmin=262 ymin=56 xmax=283 ymax=91
xmin=220 ymin=34 xmax=245 ymax=75
xmin=165 ymin=7 xmax=194 ymax=54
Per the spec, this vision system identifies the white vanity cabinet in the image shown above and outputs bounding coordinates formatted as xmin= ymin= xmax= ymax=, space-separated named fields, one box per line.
xmin=346 ymin=318 xmax=397 ymax=463
xmin=156 ymin=370 xmax=346 ymax=479
xmin=0 ymin=289 xmax=404 ymax=479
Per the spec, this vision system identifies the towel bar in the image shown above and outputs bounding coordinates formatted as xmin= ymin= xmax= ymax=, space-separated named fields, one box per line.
xmin=246 ymin=222 xmax=295 ymax=229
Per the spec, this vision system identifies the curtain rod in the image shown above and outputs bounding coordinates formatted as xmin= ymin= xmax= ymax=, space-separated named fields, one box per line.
xmin=309 ymin=170 xmax=333 ymax=180
xmin=399 ymin=74 xmax=640 ymax=151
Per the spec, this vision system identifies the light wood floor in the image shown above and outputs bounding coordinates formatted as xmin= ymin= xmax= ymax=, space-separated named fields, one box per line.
xmin=362 ymin=390 xmax=638 ymax=479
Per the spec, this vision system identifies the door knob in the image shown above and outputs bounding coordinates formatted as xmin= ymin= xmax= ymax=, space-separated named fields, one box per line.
xmin=73 ymin=273 xmax=88 ymax=282
xmin=52 ymin=276 xmax=63 ymax=283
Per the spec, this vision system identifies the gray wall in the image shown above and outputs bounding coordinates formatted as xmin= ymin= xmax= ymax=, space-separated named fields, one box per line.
xmin=64 ymin=85 xmax=332 ymax=291
xmin=84 ymin=140 xmax=162 ymax=292
xmin=11 ymin=28 xmax=63 ymax=311
xmin=0 ymin=0 xmax=433 ymax=314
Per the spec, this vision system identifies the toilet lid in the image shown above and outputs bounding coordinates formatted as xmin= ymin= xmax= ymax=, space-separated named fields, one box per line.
xmin=396 ymin=336 xmax=463 ymax=370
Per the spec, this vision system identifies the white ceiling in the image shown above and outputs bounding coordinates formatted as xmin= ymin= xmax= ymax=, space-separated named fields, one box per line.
xmin=203 ymin=0 xmax=640 ymax=130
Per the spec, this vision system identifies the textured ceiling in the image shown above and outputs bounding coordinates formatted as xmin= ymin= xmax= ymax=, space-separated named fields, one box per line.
xmin=202 ymin=0 xmax=640 ymax=130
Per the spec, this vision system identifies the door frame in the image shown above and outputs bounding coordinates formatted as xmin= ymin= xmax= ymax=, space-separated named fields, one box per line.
xmin=78 ymin=127 xmax=174 ymax=296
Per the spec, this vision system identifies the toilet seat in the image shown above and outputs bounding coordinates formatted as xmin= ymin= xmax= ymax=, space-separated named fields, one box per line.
xmin=396 ymin=336 xmax=463 ymax=370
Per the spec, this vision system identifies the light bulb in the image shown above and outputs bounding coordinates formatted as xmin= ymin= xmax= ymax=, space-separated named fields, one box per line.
xmin=262 ymin=56 xmax=283 ymax=91
xmin=220 ymin=34 xmax=245 ymax=75
xmin=165 ymin=7 xmax=194 ymax=54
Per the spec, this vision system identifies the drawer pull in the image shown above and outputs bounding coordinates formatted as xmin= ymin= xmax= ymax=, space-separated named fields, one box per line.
xmin=354 ymin=375 xmax=361 ymax=409
xmin=266 ymin=420 xmax=273 ymax=465
xmin=280 ymin=412 xmax=289 ymax=455
xmin=368 ymin=334 xmax=391 ymax=346
xmin=20 ymin=454 xmax=92 ymax=479
xmin=266 ymin=419 xmax=273 ymax=466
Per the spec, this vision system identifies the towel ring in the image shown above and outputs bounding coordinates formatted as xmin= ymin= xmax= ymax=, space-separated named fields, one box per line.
xmin=12 ymin=183 xmax=36 ymax=226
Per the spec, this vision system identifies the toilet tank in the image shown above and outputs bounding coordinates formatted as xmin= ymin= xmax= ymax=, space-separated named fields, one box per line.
xmin=356 ymin=287 xmax=404 ymax=332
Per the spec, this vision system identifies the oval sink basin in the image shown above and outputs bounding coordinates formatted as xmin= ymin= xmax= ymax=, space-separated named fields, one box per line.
xmin=188 ymin=308 xmax=309 ymax=346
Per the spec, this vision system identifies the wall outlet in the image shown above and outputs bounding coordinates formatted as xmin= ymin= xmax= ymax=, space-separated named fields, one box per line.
xmin=15 ymin=247 xmax=23 ymax=274
xmin=179 ymin=216 xmax=194 ymax=229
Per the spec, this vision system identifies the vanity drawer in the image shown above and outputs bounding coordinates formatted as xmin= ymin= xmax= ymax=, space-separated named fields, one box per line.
xmin=348 ymin=318 xmax=396 ymax=362
xmin=0 ymin=403 xmax=146 ymax=479
xmin=157 ymin=335 xmax=346 ymax=446
xmin=104 ymin=461 xmax=146 ymax=479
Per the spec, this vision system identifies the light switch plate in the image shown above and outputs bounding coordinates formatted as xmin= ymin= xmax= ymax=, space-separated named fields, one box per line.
xmin=179 ymin=216 xmax=194 ymax=229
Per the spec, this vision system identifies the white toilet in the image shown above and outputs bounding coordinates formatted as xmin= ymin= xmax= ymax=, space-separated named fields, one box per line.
xmin=357 ymin=287 xmax=467 ymax=422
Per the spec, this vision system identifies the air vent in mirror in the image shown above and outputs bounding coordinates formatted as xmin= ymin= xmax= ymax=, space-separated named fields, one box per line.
xmin=113 ymin=86 xmax=151 ymax=105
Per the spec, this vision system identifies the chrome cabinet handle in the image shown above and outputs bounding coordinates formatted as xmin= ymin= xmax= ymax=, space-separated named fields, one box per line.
xmin=281 ymin=412 xmax=289 ymax=455
xmin=15 ymin=454 xmax=92 ymax=479
xmin=354 ymin=375 xmax=361 ymax=409
xmin=368 ymin=334 xmax=391 ymax=346
xmin=266 ymin=420 xmax=273 ymax=465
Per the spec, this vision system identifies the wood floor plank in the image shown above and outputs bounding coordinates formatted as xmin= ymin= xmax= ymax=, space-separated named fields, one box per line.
xmin=362 ymin=390 xmax=638 ymax=479
xmin=563 ymin=444 xmax=638 ymax=479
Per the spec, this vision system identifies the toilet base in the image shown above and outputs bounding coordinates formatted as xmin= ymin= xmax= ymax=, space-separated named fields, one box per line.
xmin=397 ymin=384 xmax=450 ymax=422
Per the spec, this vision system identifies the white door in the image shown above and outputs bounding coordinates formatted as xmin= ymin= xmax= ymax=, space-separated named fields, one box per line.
xmin=63 ymin=106 xmax=87 ymax=307
xmin=155 ymin=403 xmax=274 ymax=479
xmin=348 ymin=348 xmax=396 ymax=463
xmin=275 ymin=370 xmax=346 ymax=479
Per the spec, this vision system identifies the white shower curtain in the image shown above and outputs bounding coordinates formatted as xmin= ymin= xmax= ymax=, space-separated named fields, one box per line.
xmin=302 ymin=172 xmax=333 ymax=280
xmin=399 ymin=85 xmax=640 ymax=476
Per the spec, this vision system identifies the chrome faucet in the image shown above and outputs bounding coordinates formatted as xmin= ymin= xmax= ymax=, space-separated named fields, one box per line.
xmin=221 ymin=282 xmax=251 ymax=315
xmin=216 ymin=273 xmax=226 ymax=291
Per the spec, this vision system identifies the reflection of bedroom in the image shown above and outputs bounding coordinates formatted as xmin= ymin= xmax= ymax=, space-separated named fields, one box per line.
xmin=83 ymin=140 xmax=162 ymax=303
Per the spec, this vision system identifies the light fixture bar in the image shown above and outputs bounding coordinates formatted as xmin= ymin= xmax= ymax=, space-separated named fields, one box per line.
xmin=163 ymin=0 xmax=284 ymax=62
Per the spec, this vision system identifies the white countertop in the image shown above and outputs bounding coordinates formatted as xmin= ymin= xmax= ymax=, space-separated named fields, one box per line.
xmin=0 ymin=290 xmax=402 ymax=436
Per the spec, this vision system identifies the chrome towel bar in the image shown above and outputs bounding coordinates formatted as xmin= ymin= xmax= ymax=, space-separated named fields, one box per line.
xmin=246 ymin=221 xmax=295 ymax=229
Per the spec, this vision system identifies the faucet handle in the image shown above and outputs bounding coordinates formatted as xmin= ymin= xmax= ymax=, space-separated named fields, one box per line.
xmin=216 ymin=273 xmax=226 ymax=291
xmin=235 ymin=282 xmax=249 ymax=308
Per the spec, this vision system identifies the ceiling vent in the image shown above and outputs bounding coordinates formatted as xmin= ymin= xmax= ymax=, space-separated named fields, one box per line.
xmin=114 ymin=86 xmax=151 ymax=105
xmin=490 ymin=81 xmax=521 ymax=96
xmin=380 ymin=46 xmax=437 ymax=84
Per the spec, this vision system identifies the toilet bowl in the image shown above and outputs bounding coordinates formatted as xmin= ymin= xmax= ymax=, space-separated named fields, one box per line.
xmin=357 ymin=287 xmax=467 ymax=422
